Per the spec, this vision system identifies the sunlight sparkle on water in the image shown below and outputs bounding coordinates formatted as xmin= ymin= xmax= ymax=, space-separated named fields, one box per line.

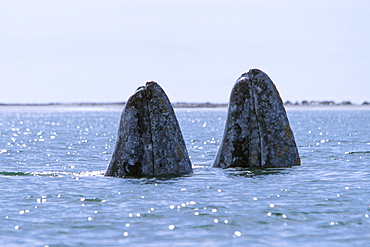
xmin=168 ymin=225 xmax=175 ymax=230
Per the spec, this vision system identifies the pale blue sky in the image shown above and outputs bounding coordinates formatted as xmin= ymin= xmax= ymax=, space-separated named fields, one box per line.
xmin=1 ymin=1 xmax=369 ymax=104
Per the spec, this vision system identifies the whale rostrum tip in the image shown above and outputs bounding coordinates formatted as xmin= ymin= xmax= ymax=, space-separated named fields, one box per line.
xmin=105 ymin=81 xmax=193 ymax=177
xmin=213 ymin=69 xmax=300 ymax=168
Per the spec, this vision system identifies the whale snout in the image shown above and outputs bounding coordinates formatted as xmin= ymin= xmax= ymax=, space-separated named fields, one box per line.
xmin=213 ymin=69 xmax=300 ymax=168
xmin=106 ymin=81 xmax=192 ymax=177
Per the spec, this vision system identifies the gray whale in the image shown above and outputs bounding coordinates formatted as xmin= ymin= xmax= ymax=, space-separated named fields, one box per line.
xmin=105 ymin=81 xmax=192 ymax=177
xmin=213 ymin=69 xmax=300 ymax=168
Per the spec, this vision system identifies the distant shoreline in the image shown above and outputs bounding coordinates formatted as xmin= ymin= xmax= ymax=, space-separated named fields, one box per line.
xmin=0 ymin=102 xmax=228 ymax=108
xmin=0 ymin=100 xmax=369 ymax=108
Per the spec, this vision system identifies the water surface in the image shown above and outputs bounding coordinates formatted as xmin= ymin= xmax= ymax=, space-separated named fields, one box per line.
xmin=1 ymin=107 xmax=369 ymax=246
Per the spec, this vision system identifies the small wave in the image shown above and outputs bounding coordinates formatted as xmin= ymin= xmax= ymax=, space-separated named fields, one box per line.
xmin=0 ymin=171 xmax=34 ymax=176
xmin=344 ymin=151 xmax=370 ymax=155
xmin=224 ymin=167 xmax=290 ymax=178
xmin=0 ymin=170 xmax=105 ymax=177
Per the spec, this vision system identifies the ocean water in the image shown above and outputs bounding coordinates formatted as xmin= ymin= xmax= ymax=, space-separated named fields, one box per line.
xmin=0 ymin=106 xmax=369 ymax=246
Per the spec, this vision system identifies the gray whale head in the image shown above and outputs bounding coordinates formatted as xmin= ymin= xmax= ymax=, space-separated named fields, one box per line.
xmin=105 ymin=81 xmax=193 ymax=177
xmin=213 ymin=69 xmax=300 ymax=168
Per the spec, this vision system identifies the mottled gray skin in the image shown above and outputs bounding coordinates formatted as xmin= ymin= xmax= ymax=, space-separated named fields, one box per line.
xmin=213 ymin=69 xmax=300 ymax=168
xmin=105 ymin=81 xmax=192 ymax=177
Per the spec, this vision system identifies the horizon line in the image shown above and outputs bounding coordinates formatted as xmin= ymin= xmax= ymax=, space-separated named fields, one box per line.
xmin=1 ymin=100 xmax=369 ymax=107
